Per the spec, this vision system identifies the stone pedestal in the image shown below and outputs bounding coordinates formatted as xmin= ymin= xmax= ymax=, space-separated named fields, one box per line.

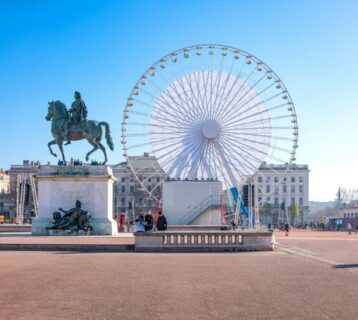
xmin=32 ymin=165 xmax=117 ymax=236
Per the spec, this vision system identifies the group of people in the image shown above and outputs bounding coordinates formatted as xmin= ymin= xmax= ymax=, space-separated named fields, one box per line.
xmin=134 ymin=211 xmax=167 ymax=232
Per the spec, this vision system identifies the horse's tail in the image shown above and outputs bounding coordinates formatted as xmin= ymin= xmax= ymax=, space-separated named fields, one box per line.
xmin=99 ymin=122 xmax=114 ymax=151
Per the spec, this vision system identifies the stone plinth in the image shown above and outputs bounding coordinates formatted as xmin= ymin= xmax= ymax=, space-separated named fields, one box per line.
xmin=32 ymin=165 xmax=117 ymax=236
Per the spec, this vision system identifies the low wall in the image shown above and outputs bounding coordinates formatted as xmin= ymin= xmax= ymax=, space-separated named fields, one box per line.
xmin=134 ymin=231 xmax=274 ymax=252
xmin=0 ymin=225 xmax=32 ymax=233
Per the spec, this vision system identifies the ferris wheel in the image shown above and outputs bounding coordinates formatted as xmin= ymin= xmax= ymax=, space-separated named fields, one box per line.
xmin=121 ymin=44 xmax=298 ymax=205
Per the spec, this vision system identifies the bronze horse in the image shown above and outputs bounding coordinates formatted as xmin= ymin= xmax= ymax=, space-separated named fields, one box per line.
xmin=46 ymin=100 xmax=114 ymax=164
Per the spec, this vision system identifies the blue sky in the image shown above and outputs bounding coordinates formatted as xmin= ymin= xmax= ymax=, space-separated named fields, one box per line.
xmin=0 ymin=0 xmax=357 ymax=201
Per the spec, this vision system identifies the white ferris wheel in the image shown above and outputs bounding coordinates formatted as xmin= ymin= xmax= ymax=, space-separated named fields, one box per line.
xmin=122 ymin=44 xmax=298 ymax=208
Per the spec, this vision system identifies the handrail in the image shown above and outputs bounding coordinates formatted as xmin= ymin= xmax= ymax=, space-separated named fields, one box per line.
xmin=179 ymin=195 xmax=221 ymax=225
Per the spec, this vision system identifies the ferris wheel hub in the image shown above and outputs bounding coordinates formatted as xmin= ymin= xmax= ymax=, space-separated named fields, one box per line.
xmin=201 ymin=120 xmax=221 ymax=139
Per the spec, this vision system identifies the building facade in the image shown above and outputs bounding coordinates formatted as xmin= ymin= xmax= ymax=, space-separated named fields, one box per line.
xmin=111 ymin=153 xmax=164 ymax=219
xmin=0 ymin=169 xmax=10 ymax=194
xmin=254 ymin=163 xmax=310 ymax=224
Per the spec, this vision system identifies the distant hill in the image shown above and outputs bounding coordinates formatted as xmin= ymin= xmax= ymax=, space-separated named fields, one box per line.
xmin=309 ymin=201 xmax=336 ymax=213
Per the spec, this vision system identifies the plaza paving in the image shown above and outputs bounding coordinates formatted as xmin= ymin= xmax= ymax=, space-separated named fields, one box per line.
xmin=0 ymin=230 xmax=357 ymax=320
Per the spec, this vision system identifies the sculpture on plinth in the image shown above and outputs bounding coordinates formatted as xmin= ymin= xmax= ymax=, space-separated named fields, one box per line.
xmin=46 ymin=91 xmax=114 ymax=164
xmin=46 ymin=200 xmax=93 ymax=234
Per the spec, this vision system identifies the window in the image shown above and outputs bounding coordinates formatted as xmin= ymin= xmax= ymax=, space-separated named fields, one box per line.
xmin=283 ymin=177 xmax=287 ymax=182
xmin=130 ymin=185 xmax=134 ymax=193
xmin=266 ymin=185 xmax=270 ymax=193
xmin=274 ymin=187 xmax=278 ymax=194
xmin=299 ymin=177 xmax=303 ymax=183
xmin=258 ymin=197 xmax=262 ymax=203
xmin=258 ymin=177 xmax=262 ymax=183
xmin=299 ymin=197 xmax=303 ymax=205
xmin=291 ymin=185 xmax=295 ymax=193
xmin=121 ymin=177 xmax=126 ymax=183
xmin=299 ymin=185 xmax=303 ymax=193
xmin=283 ymin=185 xmax=287 ymax=193
xmin=291 ymin=197 xmax=295 ymax=205
xmin=148 ymin=177 xmax=152 ymax=183
xmin=139 ymin=198 xmax=143 ymax=206
xmin=267 ymin=197 xmax=271 ymax=202
xmin=258 ymin=186 xmax=262 ymax=194
xmin=266 ymin=177 xmax=270 ymax=183
xmin=291 ymin=177 xmax=295 ymax=183
xmin=355 ymin=212 xmax=358 ymax=218
xmin=274 ymin=197 xmax=279 ymax=205
xmin=148 ymin=185 xmax=152 ymax=192
xmin=121 ymin=185 xmax=125 ymax=193
xmin=274 ymin=177 xmax=279 ymax=183
xmin=343 ymin=213 xmax=346 ymax=218
xmin=121 ymin=197 xmax=126 ymax=206
xmin=157 ymin=177 xmax=161 ymax=182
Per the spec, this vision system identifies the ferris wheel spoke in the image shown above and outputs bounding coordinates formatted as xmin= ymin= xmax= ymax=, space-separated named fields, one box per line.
xmin=161 ymin=80 xmax=201 ymax=121
xmin=234 ymin=135 xmax=293 ymax=154
xmin=219 ymin=136 xmax=267 ymax=173
xmin=129 ymin=109 xmax=189 ymax=129
xmin=151 ymin=134 xmax=200 ymax=155
xmin=223 ymin=101 xmax=288 ymax=128
xmin=138 ymin=84 xmax=196 ymax=127
xmin=183 ymin=72 xmax=210 ymax=120
xmin=212 ymin=60 xmax=236 ymax=120
xmin=222 ymin=131 xmax=293 ymax=142
xmin=238 ymin=114 xmax=292 ymax=128
xmin=126 ymin=142 xmax=152 ymax=150
xmin=221 ymin=85 xmax=281 ymax=125
xmin=153 ymin=133 xmax=202 ymax=164
xmin=210 ymin=56 xmax=226 ymax=118
xmin=191 ymin=69 xmax=208 ymax=119
xmin=220 ymin=73 xmax=267 ymax=123
xmin=225 ymin=125 xmax=294 ymax=131
xmin=171 ymin=76 xmax=207 ymax=122
xmin=165 ymin=138 xmax=204 ymax=178
xmin=216 ymin=67 xmax=256 ymax=122
xmin=177 ymin=60 xmax=209 ymax=120
xmin=212 ymin=141 xmax=241 ymax=188
xmin=234 ymin=80 xmax=276 ymax=113
xmin=133 ymin=98 xmax=197 ymax=128
xmin=215 ymin=139 xmax=249 ymax=178
xmin=155 ymin=63 xmax=206 ymax=123
xmin=155 ymin=70 xmax=203 ymax=122
xmin=187 ymin=140 xmax=208 ymax=179
xmin=222 ymin=134 xmax=287 ymax=164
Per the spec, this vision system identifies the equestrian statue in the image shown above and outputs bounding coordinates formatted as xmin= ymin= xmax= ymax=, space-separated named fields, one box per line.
xmin=46 ymin=91 xmax=114 ymax=164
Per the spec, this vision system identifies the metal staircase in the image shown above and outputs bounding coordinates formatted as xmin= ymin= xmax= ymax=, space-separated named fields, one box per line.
xmin=179 ymin=195 xmax=222 ymax=225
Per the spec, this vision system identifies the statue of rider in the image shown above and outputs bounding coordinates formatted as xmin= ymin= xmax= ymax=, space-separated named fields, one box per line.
xmin=64 ymin=91 xmax=88 ymax=145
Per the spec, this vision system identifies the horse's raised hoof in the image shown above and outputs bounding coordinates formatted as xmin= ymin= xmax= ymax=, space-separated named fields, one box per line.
xmin=85 ymin=156 xmax=89 ymax=161
xmin=52 ymin=153 xmax=57 ymax=157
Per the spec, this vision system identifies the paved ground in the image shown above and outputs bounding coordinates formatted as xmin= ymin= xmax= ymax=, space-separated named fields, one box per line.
xmin=0 ymin=232 xmax=134 ymax=245
xmin=0 ymin=231 xmax=357 ymax=320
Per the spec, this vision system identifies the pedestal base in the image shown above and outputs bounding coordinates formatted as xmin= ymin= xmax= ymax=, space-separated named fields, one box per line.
xmin=32 ymin=165 xmax=117 ymax=236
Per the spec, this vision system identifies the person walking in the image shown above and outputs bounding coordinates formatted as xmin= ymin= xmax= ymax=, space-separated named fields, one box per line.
xmin=284 ymin=222 xmax=290 ymax=236
xmin=144 ymin=211 xmax=153 ymax=231
xmin=156 ymin=211 xmax=168 ymax=231
xmin=347 ymin=222 xmax=352 ymax=235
